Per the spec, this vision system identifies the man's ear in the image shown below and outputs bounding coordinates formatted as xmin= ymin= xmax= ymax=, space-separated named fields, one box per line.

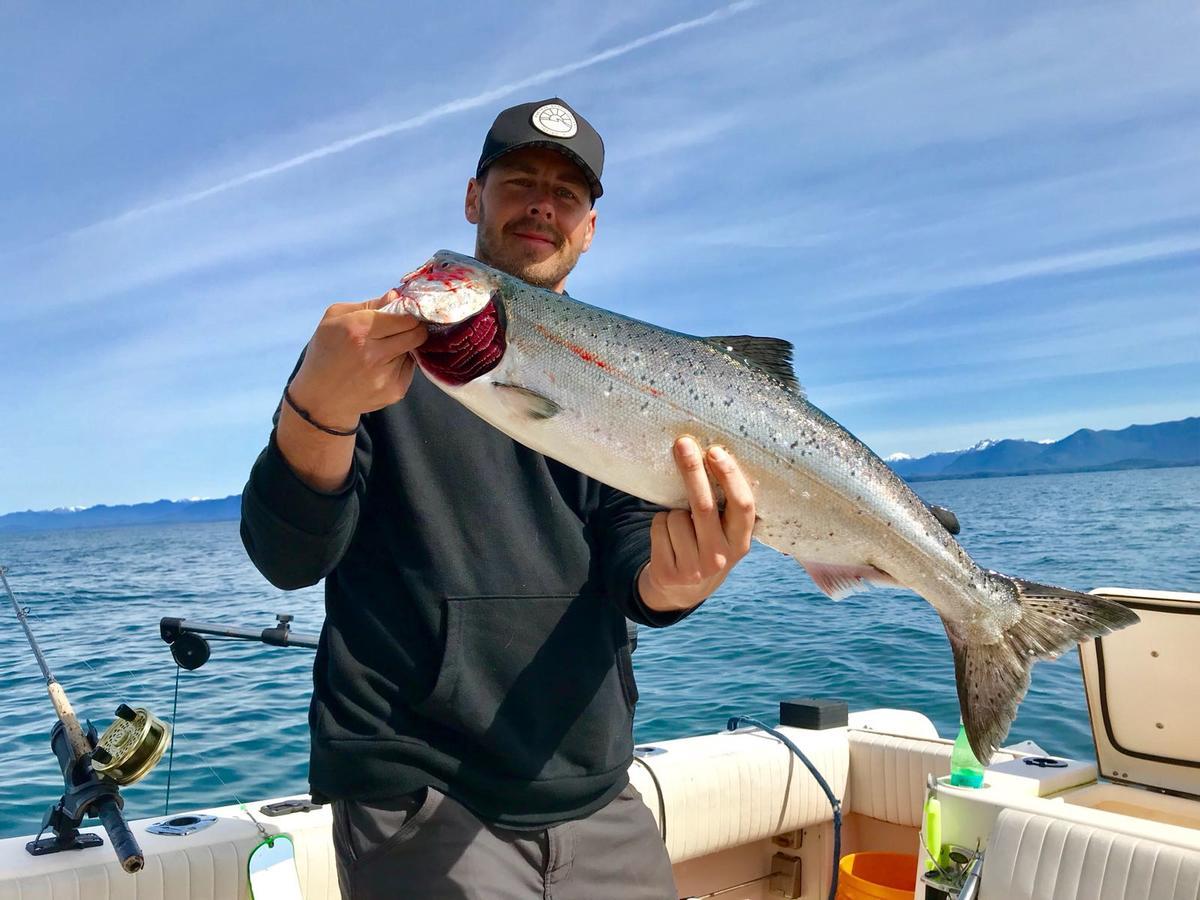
xmin=465 ymin=178 xmax=482 ymax=225
xmin=580 ymin=208 xmax=597 ymax=254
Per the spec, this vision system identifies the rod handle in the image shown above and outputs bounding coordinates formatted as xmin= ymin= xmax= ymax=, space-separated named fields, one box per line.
xmin=47 ymin=681 xmax=92 ymax=760
xmin=95 ymin=795 xmax=144 ymax=873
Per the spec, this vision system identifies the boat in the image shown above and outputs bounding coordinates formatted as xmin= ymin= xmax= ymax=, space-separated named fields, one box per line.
xmin=1 ymin=586 xmax=1197 ymax=899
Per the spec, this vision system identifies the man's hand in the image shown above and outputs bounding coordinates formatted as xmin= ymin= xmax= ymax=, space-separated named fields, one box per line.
xmin=277 ymin=291 xmax=427 ymax=492
xmin=287 ymin=290 xmax=428 ymax=431
xmin=637 ymin=437 xmax=756 ymax=613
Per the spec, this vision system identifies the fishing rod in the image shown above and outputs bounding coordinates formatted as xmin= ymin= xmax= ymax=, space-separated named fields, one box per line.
xmin=2 ymin=565 xmax=170 ymax=873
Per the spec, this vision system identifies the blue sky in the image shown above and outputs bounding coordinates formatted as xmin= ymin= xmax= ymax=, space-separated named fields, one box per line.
xmin=1 ymin=0 xmax=1197 ymax=513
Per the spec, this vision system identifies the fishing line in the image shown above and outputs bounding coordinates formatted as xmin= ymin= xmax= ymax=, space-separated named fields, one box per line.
xmin=163 ymin=664 xmax=180 ymax=815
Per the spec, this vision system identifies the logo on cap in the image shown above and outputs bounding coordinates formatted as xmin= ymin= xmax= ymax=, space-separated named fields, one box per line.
xmin=531 ymin=104 xmax=577 ymax=138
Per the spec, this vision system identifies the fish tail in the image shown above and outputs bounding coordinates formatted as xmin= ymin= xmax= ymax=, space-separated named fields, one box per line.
xmin=944 ymin=576 xmax=1139 ymax=763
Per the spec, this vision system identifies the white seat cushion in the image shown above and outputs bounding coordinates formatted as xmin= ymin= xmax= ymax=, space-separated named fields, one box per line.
xmin=982 ymin=807 xmax=1200 ymax=900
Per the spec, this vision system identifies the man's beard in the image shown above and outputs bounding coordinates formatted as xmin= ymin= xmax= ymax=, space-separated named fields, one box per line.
xmin=474 ymin=201 xmax=583 ymax=290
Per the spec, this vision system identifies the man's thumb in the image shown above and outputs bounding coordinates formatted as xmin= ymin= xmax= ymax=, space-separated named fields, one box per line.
xmin=363 ymin=289 xmax=399 ymax=311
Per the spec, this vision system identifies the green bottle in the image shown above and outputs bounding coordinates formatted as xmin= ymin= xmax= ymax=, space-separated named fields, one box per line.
xmin=950 ymin=722 xmax=985 ymax=787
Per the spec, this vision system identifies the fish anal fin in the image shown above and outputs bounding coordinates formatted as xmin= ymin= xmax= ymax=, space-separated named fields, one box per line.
xmin=799 ymin=561 xmax=899 ymax=601
xmin=493 ymin=383 xmax=561 ymax=420
xmin=706 ymin=335 xmax=804 ymax=395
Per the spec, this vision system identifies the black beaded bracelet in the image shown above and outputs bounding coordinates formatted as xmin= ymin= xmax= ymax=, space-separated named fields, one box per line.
xmin=282 ymin=386 xmax=358 ymax=437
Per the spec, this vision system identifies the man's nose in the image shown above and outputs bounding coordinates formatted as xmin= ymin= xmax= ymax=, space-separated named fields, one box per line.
xmin=528 ymin=188 xmax=555 ymax=220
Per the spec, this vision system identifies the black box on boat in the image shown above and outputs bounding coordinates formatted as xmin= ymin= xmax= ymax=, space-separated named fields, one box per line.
xmin=779 ymin=697 xmax=848 ymax=730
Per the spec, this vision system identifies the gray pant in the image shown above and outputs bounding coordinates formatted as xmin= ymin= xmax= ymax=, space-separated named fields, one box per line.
xmin=332 ymin=782 xmax=677 ymax=899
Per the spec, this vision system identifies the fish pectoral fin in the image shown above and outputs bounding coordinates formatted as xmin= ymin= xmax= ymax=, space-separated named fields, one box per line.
xmin=946 ymin=574 xmax=1140 ymax=764
xmin=493 ymin=383 xmax=562 ymax=420
xmin=705 ymin=335 xmax=804 ymax=396
xmin=798 ymin=561 xmax=900 ymax=601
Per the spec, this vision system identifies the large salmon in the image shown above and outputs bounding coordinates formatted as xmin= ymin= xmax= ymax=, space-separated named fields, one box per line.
xmin=386 ymin=250 xmax=1138 ymax=762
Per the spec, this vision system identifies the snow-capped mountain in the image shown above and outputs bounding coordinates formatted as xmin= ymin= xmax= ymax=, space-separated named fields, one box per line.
xmin=886 ymin=417 xmax=1198 ymax=481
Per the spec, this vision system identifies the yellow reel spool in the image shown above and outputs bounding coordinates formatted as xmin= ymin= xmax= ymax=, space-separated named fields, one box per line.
xmin=92 ymin=705 xmax=171 ymax=786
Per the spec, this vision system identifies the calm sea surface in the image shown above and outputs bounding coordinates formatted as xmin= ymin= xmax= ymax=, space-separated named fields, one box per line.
xmin=1 ymin=466 xmax=1197 ymax=839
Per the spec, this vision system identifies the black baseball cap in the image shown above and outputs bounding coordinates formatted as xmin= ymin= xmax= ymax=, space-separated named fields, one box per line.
xmin=476 ymin=98 xmax=605 ymax=200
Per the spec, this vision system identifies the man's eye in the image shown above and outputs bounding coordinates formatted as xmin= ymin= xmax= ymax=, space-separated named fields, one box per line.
xmin=557 ymin=187 xmax=578 ymax=201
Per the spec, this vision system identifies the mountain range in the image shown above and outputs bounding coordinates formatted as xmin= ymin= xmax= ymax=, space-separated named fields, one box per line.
xmin=0 ymin=496 xmax=242 ymax=533
xmin=887 ymin=416 xmax=1198 ymax=481
xmin=1 ymin=418 xmax=1195 ymax=532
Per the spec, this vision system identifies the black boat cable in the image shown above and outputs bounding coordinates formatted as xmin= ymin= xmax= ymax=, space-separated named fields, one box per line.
xmin=631 ymin=754 xmax=667 ymax=842
xmin=726 ymin=715 xmax=842 ymax=900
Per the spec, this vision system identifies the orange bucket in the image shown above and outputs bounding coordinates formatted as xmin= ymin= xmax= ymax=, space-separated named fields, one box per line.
xmin=835 ymin=852 xmax=918 ymax=900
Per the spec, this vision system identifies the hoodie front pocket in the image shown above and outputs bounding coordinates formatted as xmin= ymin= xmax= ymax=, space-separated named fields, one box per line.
xmin=412 ymin=593 xmax=633 ymax=781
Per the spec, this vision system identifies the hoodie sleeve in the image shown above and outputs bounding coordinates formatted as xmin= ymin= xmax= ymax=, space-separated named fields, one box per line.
xmin=239 ymin=395 xmax=373 ymax=590
xmin=591 ymin=483 xmax=699 ymax=628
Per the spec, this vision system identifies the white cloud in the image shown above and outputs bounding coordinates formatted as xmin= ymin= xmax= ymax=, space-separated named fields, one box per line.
xmin=36 ymin=0 xmax=763 ymax=246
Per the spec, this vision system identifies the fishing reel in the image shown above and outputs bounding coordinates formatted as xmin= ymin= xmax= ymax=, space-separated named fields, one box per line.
xmin=91 ymin=704 xmax=171 ymax=786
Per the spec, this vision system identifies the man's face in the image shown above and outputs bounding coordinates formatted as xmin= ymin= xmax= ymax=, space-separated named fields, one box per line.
xmin=465 ymin=146 xmax=597 ymax=292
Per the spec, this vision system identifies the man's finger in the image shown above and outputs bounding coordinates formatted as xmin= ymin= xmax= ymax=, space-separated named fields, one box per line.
xmin=674 ymin=436 xmax=726 ymax=555
xmin=649 ymin=511 xmax=676 ymax=575
xmin=363 ymin=289 xmax=400 ymax=310
xmin=376 ymin=325 xmax=429 ymax=363
xmin=665 ymin=508 xmax=701 ymax=582
xmin=707 ymin=445 xmax=755 ymax=552
xmin=323 ymin=290 xmax=398 ymax=320
xmin=394 ymin=354 xmax=417 ymax=398
xmin=366 ymin=308 xmax=425 ymax=338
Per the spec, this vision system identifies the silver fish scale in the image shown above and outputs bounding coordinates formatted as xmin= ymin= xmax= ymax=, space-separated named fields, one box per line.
xmin=442 ymin=271 xmax=996 ymax=629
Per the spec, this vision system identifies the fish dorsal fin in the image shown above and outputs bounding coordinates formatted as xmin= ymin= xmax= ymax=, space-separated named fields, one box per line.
xmin=706 ymin=335 xmax=803 ymax=395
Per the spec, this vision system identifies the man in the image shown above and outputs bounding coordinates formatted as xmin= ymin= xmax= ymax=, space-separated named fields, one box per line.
xmin=241 ymin=98 xmax=756 ymax=899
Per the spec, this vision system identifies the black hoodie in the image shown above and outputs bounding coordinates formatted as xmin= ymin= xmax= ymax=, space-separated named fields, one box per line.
xmin=240 ymin=371 xmax=690 ymax=827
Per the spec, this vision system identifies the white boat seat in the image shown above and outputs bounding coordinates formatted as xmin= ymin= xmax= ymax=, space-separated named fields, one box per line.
xmin=0 ymin=802 xmax=339 ymax=900
xmin=0 ymin=814 xmax=261 ymax=900
xmin=628 ymin=725 xmax=849 ymax=863
xmin=981 ymin=807 xmax=1200 ymax=900
xmin=845 ymin=729 xmax=1021 ymax=828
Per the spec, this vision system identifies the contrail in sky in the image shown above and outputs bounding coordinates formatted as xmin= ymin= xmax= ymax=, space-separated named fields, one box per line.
xmin=68 ymin=1 xmax=760 ymax=237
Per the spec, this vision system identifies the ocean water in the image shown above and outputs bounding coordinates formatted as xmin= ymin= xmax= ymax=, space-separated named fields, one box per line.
xmin=1 ymin=466 xmax=1196 ymax=839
